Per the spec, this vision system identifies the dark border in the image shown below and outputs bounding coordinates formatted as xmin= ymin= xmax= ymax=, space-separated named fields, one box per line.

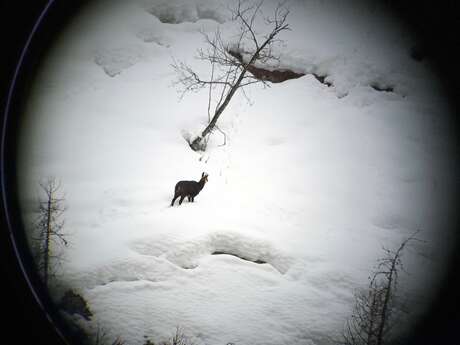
xmin=0 ymin=1 xmax=87 ymax=344
xmin=0 ymin=1 xmax=459 ymax=345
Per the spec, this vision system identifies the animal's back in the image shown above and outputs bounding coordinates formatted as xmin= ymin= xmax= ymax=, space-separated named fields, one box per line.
xmin=175 ymin=180 xmax=195 ymax=193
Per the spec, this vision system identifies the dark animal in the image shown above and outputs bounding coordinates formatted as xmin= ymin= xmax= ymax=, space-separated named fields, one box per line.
xmin=171 ymin=172 xmax=209 ymax=206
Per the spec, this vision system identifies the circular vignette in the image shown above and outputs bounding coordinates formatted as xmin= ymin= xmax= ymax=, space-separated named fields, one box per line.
xmin=2 ymin=1 xmax=460 ymax=345
xmin=1 ymin=1 xmax=91 ymax=344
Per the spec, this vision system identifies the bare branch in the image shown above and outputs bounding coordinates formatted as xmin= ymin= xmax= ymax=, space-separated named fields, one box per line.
xmin=232 ymin=0 xmax=265 ymax=51
xmin=172 ymin=0 xmax=291 ymax=151
xmin=207 ymin=33 xmax=218 ymax=123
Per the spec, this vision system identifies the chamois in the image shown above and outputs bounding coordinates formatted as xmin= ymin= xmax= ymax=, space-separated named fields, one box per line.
xmin=171 ymin=172 xmax=208 ymax=206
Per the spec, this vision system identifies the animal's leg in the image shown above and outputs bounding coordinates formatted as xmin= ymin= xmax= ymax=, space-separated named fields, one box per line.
xmin=179 ymin=195 xmax=185 ymax=205
xmin=191 ymin=197 xmax=194 ymax=202
xmin=187 ymin=196 xmax=191 ymax=202
xmin=171 ymin=194 xmax=179 ymax=206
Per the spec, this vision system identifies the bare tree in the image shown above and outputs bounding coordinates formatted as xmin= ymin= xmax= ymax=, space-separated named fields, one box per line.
xmin=142 ymin=326 xmax=195 ymax=345
xmin=172 ymin=0 xmax=291 ymax=151
xmin=170 ymin=326 xmax=194 ymax=345
xmin=34 ymin=177 xmax=68 ymax=287
xmin=94 ymin=326 xmax=125 ymax=345
xmin=342 ymin=232 xmax=421 ymax=345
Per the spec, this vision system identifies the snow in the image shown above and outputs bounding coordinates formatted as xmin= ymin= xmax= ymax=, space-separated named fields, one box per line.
xmin=17 ymin=0 xmax=459 ymax=344
xmin=141 ymin=0 xmax=227 ymax=24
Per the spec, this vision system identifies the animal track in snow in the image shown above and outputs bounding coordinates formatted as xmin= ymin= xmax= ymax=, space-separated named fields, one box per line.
xmin=131 ymin=231 xmax=293 ymax=274
xmin=63 ymin=255 xmax=182 ymax=291
xmin=94 ymin=46 xmax=146 ymax=77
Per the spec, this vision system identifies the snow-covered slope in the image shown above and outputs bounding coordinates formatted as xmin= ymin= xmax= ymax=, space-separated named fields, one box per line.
xmin=18 ymin=0 xmax=459 ymax=344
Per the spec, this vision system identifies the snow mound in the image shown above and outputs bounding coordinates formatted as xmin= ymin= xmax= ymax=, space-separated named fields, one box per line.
xmin=94 ymin=45 xmax=146 ymax=77
xmin=65 ymin=255 xmax=182 ymax=291
xmin=131 ymin=231 xmax=294 ymax=274
xmin=144 ymin=0 xmax=226 ymax=24
xmin=278 ymin=54 xmax=405 ymax=99
xmin=371 ymin=213 xmax=416 ymax=232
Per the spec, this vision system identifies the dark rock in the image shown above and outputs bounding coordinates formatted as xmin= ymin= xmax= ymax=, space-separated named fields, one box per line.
xmin=410 ymin=43 xmax=427 ymax=62
xmin=59 ymin=290 xmax=92 ymax=321
xmin=212 ymin=251 xmax=267 ymax=265
xmin=370 ymin=83 xmax=394 ymax=93
xmin=228 ymin=49 xmax=305 ymax=83
xmin=311 ymin=73 xmax=332 ymax=87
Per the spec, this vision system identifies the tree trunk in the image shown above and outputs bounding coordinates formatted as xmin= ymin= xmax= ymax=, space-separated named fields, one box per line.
xmin=367 ymin=292 xmax=377 ymax=345
xmin=44 ymin=193 xmax=52 ymax=287
xmin=376 ymin=253 xmax=399 ymax=345
xmin=376 ymin=272 xmax=392 ymax=345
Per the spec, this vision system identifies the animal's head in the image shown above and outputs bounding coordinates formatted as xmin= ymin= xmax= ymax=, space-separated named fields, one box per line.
xmin=201 ymin=172 xmax=209 ymax=183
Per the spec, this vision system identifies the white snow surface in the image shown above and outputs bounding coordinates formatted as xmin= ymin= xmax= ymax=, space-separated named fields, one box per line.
xmin=18 ymin=0 xmax=460 ymax=344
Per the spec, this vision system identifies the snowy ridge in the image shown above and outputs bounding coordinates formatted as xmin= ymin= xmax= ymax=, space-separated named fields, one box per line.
xmin=64 ymin=255 xmax=182 ymax=291
xmin=142 ymin=0 xmax=227 ymax=24
xmin=132 ymin=231 xmax=294 ymax=273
